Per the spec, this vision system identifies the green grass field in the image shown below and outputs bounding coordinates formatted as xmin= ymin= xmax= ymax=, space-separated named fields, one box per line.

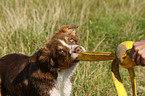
xmin=0 ymin=0 xmax=145 ymax=95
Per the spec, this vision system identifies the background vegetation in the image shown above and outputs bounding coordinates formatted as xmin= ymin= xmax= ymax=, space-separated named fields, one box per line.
xmin=0 ymin=0 xmax=145 ymax=95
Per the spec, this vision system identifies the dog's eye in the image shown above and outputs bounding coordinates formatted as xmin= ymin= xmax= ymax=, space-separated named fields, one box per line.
xmin=59 ymin=49 xmax=64 ymax=53
xmin=58 ymin=46 xmax=66 ymax=55
xmin=58 ymin=49 xmax=66 ymax=56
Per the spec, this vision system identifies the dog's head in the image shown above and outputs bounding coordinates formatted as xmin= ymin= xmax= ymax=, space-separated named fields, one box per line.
xmin=30 ymin=24 xmax=86 ymax=71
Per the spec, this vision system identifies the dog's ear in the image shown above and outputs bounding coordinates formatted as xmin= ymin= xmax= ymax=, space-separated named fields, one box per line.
xmin=58 ymin=24 xmax=78 ymax=36
xmin=30 ymin=43 xmax=51 ymax=62
xmin=29 ymin=49 xmax=42 ymax=63
xmin=30 ymin=43 xmax=53 ymax=62
xmin=30 ymin=44 xmax=58 ymax=71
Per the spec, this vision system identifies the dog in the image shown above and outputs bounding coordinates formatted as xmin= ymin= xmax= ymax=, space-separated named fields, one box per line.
xmin=0 ymin=24 xmax=86 ymax=96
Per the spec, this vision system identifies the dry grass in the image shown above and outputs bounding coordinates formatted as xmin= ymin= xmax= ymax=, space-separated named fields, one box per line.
xmin=0 ymin=0 xmax=145 ymax=95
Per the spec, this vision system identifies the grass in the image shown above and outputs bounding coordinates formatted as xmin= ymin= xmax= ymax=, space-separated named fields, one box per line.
xmin=0 ymin=0 xmax=145 ymax=95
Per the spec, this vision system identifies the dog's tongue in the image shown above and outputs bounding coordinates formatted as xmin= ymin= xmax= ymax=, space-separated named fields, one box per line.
xmin=76 ymin=52 xmax=115 ymax=61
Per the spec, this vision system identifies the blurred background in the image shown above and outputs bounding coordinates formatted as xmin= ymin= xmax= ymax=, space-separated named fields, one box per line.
xmin=0 ymin=0 xmax=145 ymax=95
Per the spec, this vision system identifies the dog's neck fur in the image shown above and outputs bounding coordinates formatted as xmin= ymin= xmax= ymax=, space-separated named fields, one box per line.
xmin=30 ymin=60 xmax=78 ymax=96
xmin=49 ymin=64 xmax=78 ymax=96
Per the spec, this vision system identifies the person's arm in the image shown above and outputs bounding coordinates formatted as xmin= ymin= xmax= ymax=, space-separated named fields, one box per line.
xmin=129 ymin=40 xmax=145 ymax=66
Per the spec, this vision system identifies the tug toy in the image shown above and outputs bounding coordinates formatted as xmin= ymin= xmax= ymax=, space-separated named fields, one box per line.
xmin=76 ymin=41 xmax=137 ymax=96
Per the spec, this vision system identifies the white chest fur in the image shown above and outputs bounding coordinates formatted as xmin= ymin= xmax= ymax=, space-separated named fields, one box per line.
xmin=49 ymin=64 xmax=78 ymax=96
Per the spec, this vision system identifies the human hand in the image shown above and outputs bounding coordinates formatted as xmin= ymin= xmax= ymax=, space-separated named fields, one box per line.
xmin=129 ymin=40 xmax=145 ymax=66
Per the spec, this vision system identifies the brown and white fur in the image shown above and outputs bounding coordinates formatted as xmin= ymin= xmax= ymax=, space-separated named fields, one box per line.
xmin=0 ymin=24 xmax=86 ymax=96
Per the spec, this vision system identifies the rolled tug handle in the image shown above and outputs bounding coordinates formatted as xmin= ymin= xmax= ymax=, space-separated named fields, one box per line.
xmin=111 ymin=41 xmax=137 ymax=96
xmin=111 ymin=60 xmax=136 ymax=96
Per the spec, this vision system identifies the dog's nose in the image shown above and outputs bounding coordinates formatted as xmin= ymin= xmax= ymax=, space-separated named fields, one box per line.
xmin=75 ymin=46 xmax=84 ymax=53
